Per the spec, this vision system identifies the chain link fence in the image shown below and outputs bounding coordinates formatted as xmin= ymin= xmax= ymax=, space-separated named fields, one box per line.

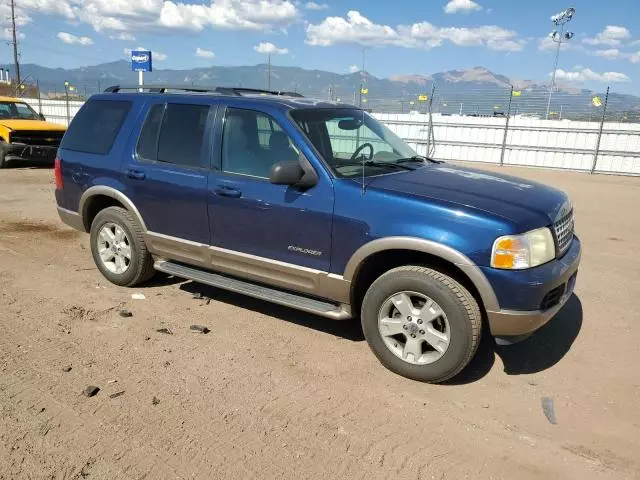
xmin=17 ymin=78 xmax=640 ymax=175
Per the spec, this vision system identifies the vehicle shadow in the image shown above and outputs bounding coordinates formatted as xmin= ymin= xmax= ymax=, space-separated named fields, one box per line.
xmin=179 ymin=281 xmax=365 ymax=342
xmin=3 ymin=162 xmax=53 ymax=169
xmin=496 ymin=294 xmax=583 ymax=375
xmin=445 ymin=294 xmax=583 ymax=385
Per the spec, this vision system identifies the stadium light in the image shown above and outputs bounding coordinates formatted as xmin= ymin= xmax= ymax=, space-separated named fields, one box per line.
xmin=546 ymin=6 xmax=575 ymax=120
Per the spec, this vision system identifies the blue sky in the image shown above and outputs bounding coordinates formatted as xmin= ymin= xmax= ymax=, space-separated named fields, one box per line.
xmin=2 ymin=0 xmax=640 ymax=94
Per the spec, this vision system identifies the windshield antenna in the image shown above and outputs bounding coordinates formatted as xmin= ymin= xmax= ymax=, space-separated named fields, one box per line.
xmin=360 ymin=103 xmax=366 ymax=196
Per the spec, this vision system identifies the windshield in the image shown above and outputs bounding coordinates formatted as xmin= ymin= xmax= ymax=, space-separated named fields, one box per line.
xmin=291 ymin=108 xmax=420 ymax=178
xmin=0 ymin=101 xmax=41 ymax=120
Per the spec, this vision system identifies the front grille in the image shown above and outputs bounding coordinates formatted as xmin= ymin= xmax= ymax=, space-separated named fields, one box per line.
xmin=540 ymin=284 xmax=565 ymax=310
xmin=554 ymin=208 xmax=574 ymax=256
xmin=9 ymin=130 xmax=64 ymax=147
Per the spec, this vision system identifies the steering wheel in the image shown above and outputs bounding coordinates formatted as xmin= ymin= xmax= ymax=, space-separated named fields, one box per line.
xmin=350 ymin=143 xmax=374 ymax=161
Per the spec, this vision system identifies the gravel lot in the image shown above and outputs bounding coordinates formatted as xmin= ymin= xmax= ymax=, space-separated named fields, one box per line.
xmin=0 ymin=163 xmax=639 ymax=479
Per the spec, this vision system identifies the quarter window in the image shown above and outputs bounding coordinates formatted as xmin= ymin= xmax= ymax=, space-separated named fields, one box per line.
xmin=60 ymin=100 xmax=131 ymax=155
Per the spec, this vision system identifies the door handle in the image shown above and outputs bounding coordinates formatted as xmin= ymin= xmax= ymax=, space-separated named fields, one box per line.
xmin=214 ymin=186 xmax=242 ymax=198
xmin=127 ymin=169 xmax=146 ymax=180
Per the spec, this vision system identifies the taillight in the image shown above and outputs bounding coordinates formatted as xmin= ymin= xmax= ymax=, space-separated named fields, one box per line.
xmin=54 ymin=156 xmax=63 ymax=190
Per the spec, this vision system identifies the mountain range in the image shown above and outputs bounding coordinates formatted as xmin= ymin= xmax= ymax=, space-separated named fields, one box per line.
xmin=5 ymin=61 xmax=639 ymax=119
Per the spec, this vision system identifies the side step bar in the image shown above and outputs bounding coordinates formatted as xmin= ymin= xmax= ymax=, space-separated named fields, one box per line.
xmin=154 ymin=260 xmax=352 ymax=320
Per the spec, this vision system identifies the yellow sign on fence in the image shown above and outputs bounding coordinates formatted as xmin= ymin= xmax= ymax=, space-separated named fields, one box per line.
xmin=418 ymin=94 xmax=428 ymax=101
xmin=512 ymin=90 xmax=522 ymax=97
xmin=592 ymin=96 xmax=603 ymax=107
xmin=360 ymin=87 xmax=368 ymax=95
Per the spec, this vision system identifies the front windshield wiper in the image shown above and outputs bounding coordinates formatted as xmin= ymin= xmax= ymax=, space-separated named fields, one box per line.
xmin=337 ymin=160 xmax=414 ymax=171
xmin=395 ymin=155 xmax=442 ymax=165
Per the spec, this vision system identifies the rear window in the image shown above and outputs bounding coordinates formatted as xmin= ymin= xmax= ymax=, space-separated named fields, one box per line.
xmin=61 ymin=100 xmax=131 ymax=155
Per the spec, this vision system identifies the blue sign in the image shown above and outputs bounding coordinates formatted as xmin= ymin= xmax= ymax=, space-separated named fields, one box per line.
xmin=131 ymin=50 xmax=152 ymax=72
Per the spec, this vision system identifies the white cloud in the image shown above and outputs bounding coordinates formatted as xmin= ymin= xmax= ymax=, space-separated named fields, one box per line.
xmin=444 ymin=0 xmax=481 ymax=14
xmin=158 ymin=0 xmax=298 ymax=32
xmin=16 ymin=0 xmax=300 ymax=36
xmin=593 ymin=48 xmax=621 ymax=59
xmin=407 ymin=23 xmax=525 ymax=51
xmin=20 ymin=0 xmax=74 ymax=19
xmin=630 ymin=39 xmax=640 ymax=47
xmin=348 ymin=64 xmax=359 ymax=73
xmin=110 ymin=32 xmax=136 ymax=41
xmin=56 ymin=31 xmax=93 ymax=45
xmin=124 ymin=46 xmax=167 ymax=61
xmin=537 ymin=35 xmax=573 ymax=52
xmin=305 ymin=10 xmax=524 ymax=51
xmin=583 ymin=26 xmax=631 ymax=46
xmin=195 ymin=47 xmax=215 ymax=58
xmin=554 ymin=68 xmax=631 ymax=83
xmin=305 ymin=2 xmax=328 ymax=10
xmin=306 ymin=11 xmax=404 ymax=47
xmin=0 ymin=3 xmax=30 ymax=41
xmin=254 ymin=41 xmax=288 ymax=54
xmin=630 ymin=51 xmax=640 ymax=63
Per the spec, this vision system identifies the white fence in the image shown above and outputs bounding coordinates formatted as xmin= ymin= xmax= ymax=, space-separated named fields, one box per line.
xmin=374 ymin=113 xmax=640 ymax=176
xmin=20 ymin=97 xmax=640 ymax=175
xmin=22 ymin=98 xmax=84 ymax=126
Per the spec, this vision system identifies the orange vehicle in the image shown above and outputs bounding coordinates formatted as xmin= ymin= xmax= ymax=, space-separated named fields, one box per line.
xmin=0 ymin=96 xmax=66 ymax=168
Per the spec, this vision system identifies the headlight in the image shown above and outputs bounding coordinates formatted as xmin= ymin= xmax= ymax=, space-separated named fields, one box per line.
xmin=491 ymin=227 xmax=555 ymax=270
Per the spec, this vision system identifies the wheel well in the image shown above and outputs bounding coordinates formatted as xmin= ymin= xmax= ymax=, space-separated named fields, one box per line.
xmin=350 ymin=249 xmax=485 ymax=316
xmin=83 ymin=195 xmax=126 ymax=231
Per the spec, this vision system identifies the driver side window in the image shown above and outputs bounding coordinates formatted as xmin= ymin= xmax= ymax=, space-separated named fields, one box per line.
xmin=222 ymin=108 xmax=299 ymax=178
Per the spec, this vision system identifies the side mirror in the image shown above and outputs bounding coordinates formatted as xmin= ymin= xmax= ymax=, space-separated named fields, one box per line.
xmin=39 ymin=113 xmax=46 ymax=121
xmin=269 ymin=157 xmax=317 ymax=188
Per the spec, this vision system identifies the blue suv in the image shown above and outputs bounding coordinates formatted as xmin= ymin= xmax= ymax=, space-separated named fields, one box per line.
xmin=55 ymin=86 xmax=581 ymax=383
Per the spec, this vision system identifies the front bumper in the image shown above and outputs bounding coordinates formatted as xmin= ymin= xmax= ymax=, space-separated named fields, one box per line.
xmin=485 ymin=236 xmax=581 ymax=337
xmin=5 ymin=143 xmax=58 ymax=163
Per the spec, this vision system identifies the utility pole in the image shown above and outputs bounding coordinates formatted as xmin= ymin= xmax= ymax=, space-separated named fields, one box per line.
xmin=10 ymin=0 xmax=21 ymax=85
xmin=267 ymin=54 xmax=271 ymax=91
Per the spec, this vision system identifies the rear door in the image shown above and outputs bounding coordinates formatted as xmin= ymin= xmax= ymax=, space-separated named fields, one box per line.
xmin=124 ymin=99 xmax=217 ymax=244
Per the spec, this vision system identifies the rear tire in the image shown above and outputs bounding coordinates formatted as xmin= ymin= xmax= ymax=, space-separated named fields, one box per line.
xmin=361 ymin=265 xmax=481 ymax=383
xmin=90 ymin=206 xmax=155 ymax=287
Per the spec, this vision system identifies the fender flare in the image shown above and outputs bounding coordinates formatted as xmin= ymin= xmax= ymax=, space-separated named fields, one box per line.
xmin=79 ymin=186 xmax=148 ymax=232
xmin=343 ymin=236 xmax=500 ymax=312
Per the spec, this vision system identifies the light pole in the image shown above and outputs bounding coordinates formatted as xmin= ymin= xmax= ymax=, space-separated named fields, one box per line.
xmin=546 ymin=7 xmax=575 ymax=120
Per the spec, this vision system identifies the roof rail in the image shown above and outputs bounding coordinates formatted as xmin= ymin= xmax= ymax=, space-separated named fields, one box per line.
xmin=103 ymin=85 xmax=304 ymax=98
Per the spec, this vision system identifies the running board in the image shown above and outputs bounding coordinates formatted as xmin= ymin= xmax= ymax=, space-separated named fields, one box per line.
xmin=154 ymin=260 xmax=352 ymax=320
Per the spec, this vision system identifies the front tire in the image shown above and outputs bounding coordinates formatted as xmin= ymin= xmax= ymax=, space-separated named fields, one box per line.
xmin=361 ymin=266 xmax=481 ymax=383
xmin=0 ymin=143 xmax=9 ymax=169
xmin=90 ymin=206 xmax=155 ymax=287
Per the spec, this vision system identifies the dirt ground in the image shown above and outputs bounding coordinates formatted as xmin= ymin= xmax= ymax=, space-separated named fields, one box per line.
xmin=0 ymin=163 xmax=639 ymax=480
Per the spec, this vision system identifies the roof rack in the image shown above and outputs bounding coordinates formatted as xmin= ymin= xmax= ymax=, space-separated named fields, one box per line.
xmin=103 ymin=85 xmax=304 ymax=98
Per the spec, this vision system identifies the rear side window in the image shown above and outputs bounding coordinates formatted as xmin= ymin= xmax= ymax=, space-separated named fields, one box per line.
xmin=61 ymin=100 xmax=131 ymax=155
xmin=136 ymin=103 xmax=209 ymax=167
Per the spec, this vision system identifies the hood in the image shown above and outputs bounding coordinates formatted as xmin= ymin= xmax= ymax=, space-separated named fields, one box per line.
xmin=366 ymin=164 xmax=569 ymax=229
xmin=0 ymin=119 xmax=66 ymax=132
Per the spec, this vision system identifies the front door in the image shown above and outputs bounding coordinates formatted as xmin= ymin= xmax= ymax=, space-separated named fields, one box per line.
xmin=124 ymin=101 xmax=216 ymax=244
xmin=208 ymin=106 xmax=334 ymax=272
